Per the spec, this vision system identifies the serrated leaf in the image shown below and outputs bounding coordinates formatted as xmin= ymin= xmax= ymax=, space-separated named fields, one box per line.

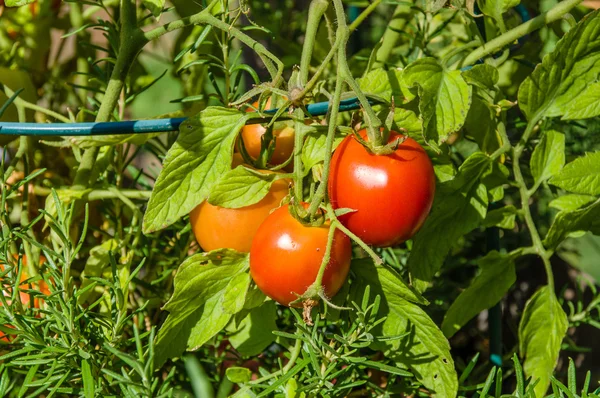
xmin=482 ymin=205 xmax=517 ymax=229
xmin=351 ymin=260 xmax=457 ymax=397
xmin=222 ymin=272 xmax=251 ymax=314
xmin=518 ymin=10 xmax=600 ymax=121
xmin=531 ymin=130 xmax=565 ymax=185
xmin=519 ymin=286 xmax=568 ymax=397
xmin=402 ymin=58 xmax=472 ymax=145
xmin=207 ymin=166 xmax=280 ymax=209
xmin=357 ymin=68 xmax=415 ymax=104
xmin=549 ymin=151 xmax=600 ymax=195
xmin=301 ymin=132 xmax=343 ymax=172
xmin=155 ymin=250 xmax=249 ymax=366
xmin=462 ymin=65 xmax=502 ymax=155
xmin=544 ymin=199 xmax=600 ymax=249
xmin=442 ymin=251 xmax=515 ymax=338
xmin=477 ymin=0 xmax=520 ymax=26
xmin=408 ymin=153 xmax=492 ymax=291
xmin=229 ymin=301 xmax=277 ymax=356
xmin=142 ymin=0 xmax=165 ymax=17
xmin=393 ymin=108 xmax=422 ymax=137
xmin=143 ymin=107 xmax=250 ymax=233
xmin=548 ymin=194 xmax=596 ymax=212
xmin=226 ymin=367 xmax=252 ymax=384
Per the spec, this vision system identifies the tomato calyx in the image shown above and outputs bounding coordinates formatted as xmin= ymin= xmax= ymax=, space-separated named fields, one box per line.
xmin=288 ymin=199 xmax=326 ymax=228
xmin=351 ymin=127 xmax=409 ymax=156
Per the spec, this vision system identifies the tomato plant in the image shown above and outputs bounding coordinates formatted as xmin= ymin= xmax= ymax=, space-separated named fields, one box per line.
xmin=2 ymin=0 xmax=600 ymax=397
xmin=249 ymin=204 xmax=351 ymax=307
xmin=328 ymin=129 xmax=436 ymax=247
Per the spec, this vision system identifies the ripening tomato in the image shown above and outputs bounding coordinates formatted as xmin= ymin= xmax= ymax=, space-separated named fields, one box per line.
xmin=249 ymin=204 xmax=352 ymax=306
xmin=328 ymin=129 xmax=436 ymax=247
xmin=241 ymin=99 xmax=295 ymax=166
xmin=190 ymin=155 xmax=290 ymax=253
xmin=1 ymin=255 xmax=50 ymax=342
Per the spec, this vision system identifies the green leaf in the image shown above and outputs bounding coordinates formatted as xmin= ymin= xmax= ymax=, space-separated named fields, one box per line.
xmin=518 ymin=10 xmax=600 ymax=121
xmin=207 ymin=166 xmax=278 ymax=209
xmin=530 ymin=130 xmax=565 ymax=185
xmin=402 ymin=58 xmax=472 ymax=146
xmin=442 ymin=251 xmax=515 ymax=338
xmin=81 ymin=359 xmax=95 ymax=398
xmin=229 ymin=301 xmax=277 ymax=356
xmin=482 ymin=205 xmax=517 ymax=229
xmin=351 ymin=260 xmax=457 ymax=398
xmin=477 ymin=0 xmax=520 ymax=27
xmin=154 ymin=250 xmax=249 ymax=366
xmin=549 ymin=194 xmax=596 ymax=212
xmin=142 ymin=0 xmax=166 ymax=17
xmin=462 ymin=65 xmax=503 ymax=155
xmin=393 ymin=108 xmax=422 ymax=137
xmin=351 ymin=259 xmax=429 ymax=306
xmin=222 ymin=272 xmax=251 ymax=314
xmin=519 ymin=286 xmax=568 ymax=397
xmin=143 ymin=107 xmax=250 ymax=233
xmin=544 ymin=199 xmax=600 ymax=249
xmin=226 ymin=367 xmax=252 ymax=384
xmin=357 ymin=68 xmax=415 ymax=104
xmin=549 ymin=151 xmax=600 ymax=195
xmin=558 ymin=233 xmax=600 ymax=285
xmin=71 ymin=133 xmax=161 ymax=149
xmin=301 ymin=132 xmax=343 ymax=172
xmin=408 ymin=153 xmax=492 ymax=291
xmin=5 ymin=0 xmax=35 ymax=7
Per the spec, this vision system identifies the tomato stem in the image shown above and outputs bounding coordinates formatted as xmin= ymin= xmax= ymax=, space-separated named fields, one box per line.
xmin=300 ymin=0 xmax=330 ymax=87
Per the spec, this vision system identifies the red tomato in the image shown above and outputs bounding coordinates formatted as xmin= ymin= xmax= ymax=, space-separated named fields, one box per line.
xmin=241 ymin=99 xmax=295 ymax=166
xmin=1 ymin=256 xmax=50 ymax=342
xmin=190 ymin=155 xmax=290 ymax=253
xmin=328 ymin=129 xmax=435 ymax=247
xmin=249 ymin=204 xmax=352 ymax=306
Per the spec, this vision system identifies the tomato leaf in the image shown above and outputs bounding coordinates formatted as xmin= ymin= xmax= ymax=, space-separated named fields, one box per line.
xmin=442 ymin=251 xmax=515 ymax=338
xmin=544 ymin=199 xmax=600 ymax=249
xmin=229 ymin=301 xmax=277 ymax=357
xmin=71 ymin=133 xmax=161 ymax=149
xmin=482 ymin=205 xmax=517 ymax=229
xmin=208 ymin=166 xmax=278 ymax=209
xmin=408 ymin=153 xmax=492 ymax=292
xmin=302 ymin=131 xmax=343 ymax=172
xmin=143 ymin=107 xmax=250 ymax=233
xmin=519 ymin=286 xmax=568 ymax=397
xmin=222 ymin=272 xmax=251 ymax=314
xmin=548 ymin=151 xmax=600 ymax=195
xmin=226 ymin=367 xmax=253 ymax=384
xmin=402 ymin=58 xmax=472 ymax=146
xmin=154 ymin=250 xmax=249 ymax=366
xmin=530 ymin=130 xmax=565 ymax=186
xmin=477 ymin=0 xmax=521 ymax=29
xmin=357 ymin=68 xmax=415 ymax=104
xmin=462 ymin=65 xmax=503 ymax=155
xmin=518 ymin=10 xmax=600 ymax=121
xmin=351 ymin=259 xmax=457 ymax=398
xmin=548 ymin=194 xmax=596 ymax=212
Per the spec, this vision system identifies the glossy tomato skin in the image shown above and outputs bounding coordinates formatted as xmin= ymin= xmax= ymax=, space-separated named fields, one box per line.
xmin=241 ymin=99 xmax=294 ymax=166
xmin=190 ymin=155 xmax=290 ymax=253
xmin=328 ymin=129 xmax=436 ymax=247
xmin=250 ymin=204 xmax=352 ymax=306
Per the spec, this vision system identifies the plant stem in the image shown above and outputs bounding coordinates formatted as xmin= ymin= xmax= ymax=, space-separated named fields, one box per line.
xmin=512 ymin=117 xmax=555 ymax=289
xmin=462 ymin=0 xmax=584 ymax=67
xmin=282 ymin=335 xmax=303 ymax=373
xmin=2 ymin=86 xmax=71 ymax=123
xmin=300 ymin=0 xmax=329 ymax=86
xmin=368 ymin=3 xmax=414 ymax=72
xmin=348 ymin=0 xmax=383 ymax=33
xmin=72 ymin=0 xmax=146 ymax=190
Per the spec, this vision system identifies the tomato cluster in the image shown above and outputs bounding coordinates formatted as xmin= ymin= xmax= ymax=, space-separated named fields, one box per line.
xmin=189 ymin=113 xmax=435 ymax=307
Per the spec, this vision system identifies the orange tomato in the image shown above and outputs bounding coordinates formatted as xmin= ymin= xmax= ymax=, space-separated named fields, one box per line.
xmin=241 ymin=99 xmax=295 ymax=166
xmin=190 ymin=155 xmax=290 ymax=253
xmin=249 ymin=204 xmax=352 ymax=307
